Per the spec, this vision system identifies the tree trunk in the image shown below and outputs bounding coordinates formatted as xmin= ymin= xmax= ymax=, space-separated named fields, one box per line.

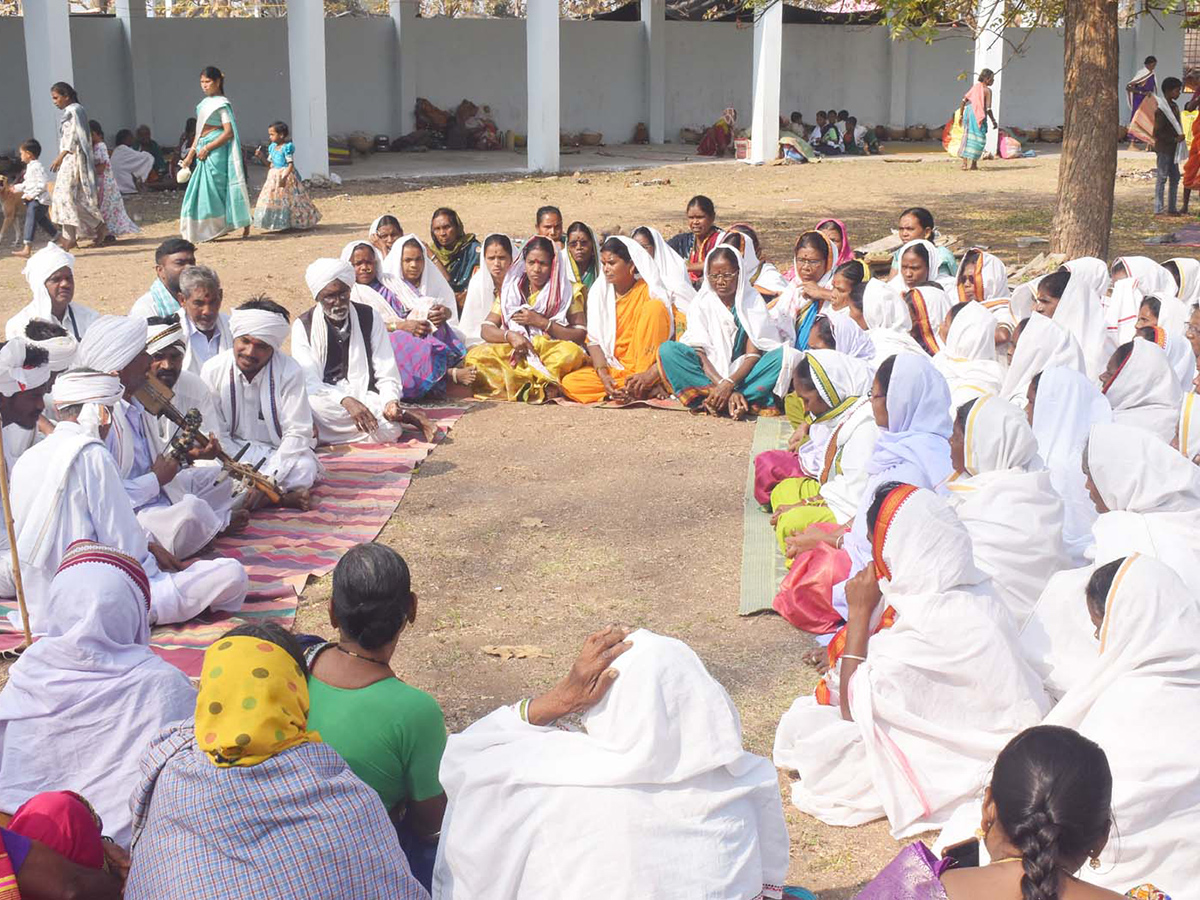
xmin=1051 ymin=0 xmax=1119 ymax=259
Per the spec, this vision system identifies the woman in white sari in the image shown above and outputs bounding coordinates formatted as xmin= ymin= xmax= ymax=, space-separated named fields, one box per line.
xmin=862 ymin=280 xmax=925 ymax=367
xmin=1029 ymin=366 xmax=1113 ymax=565
xmin=947 ymin=395 xmax=1069 ymax=622
xmin=726 ymin=223 xmax=790 ymax=299
xmin=904 ymin=283 xmax=952 ymax=356
xmin=1048 ymin=260 xmax=1116 ymax=381
xmin=955 ymin=247 xmax=1014 ymax=333
xmin=1099 ymin=338 xmax=1182 ymax=443
xmin=0 ymin=541 xmax=195 ymax=846
xmin=343 ymin=235 xmax=473 ymax=398
xmin=1134 ymin=291 xmax=1195 ymax=387
xmin=779 ymin=231 xmax=839 ymax=350
xmin=891 ymin=238 xmax=957 ymax=295
xmin=1177 ymin=389 xmax=1200 ymax=461
xmin=47 ymin=82 xmax=106 ymax=250
xmin=632 ymin=225 xmax=696 ymax=327
xmin=1000 ymin=313 xmax=1086 ymax=407
xmin=774 ymin=484 xmax=1048 ymax=838
xmin=1045 ymin=554 xmax=1200 ymax=894
xmin=1165 ymin=256 xmax=1200 ymax=307
xmin=932 ymin=300 xmax=1003 ymax=413
xmin=178 ymin=67 xmax=252 ymax=243
xmin=435 ymin=628 xmax=789 ymax=900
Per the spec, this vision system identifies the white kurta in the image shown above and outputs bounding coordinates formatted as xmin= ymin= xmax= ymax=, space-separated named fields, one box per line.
xmin=181 ymin=311 xmax=233 ymax=377
xmin=290 ymin=304 xmax=405 ymax=446
xmin=10 ymin=421 xmax=246 ymax=626
xmin=200 ymin=349 xmax=321 ymax=493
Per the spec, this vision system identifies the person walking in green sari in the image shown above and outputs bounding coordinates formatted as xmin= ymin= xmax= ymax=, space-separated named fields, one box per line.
xmin=178 ymin=66 xmax=252 ymax=243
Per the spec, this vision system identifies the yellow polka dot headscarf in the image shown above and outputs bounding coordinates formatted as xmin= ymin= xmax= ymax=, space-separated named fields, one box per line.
xmin=194 ymin=635 xmax=319 ymax=767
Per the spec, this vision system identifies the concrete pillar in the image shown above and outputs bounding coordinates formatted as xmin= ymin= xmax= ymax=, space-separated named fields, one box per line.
xmin=886 ymin=35 xmax=909 ymax=128
xmin=23 ymin=0 xmax=74 ymax=163
xmin=286 ymin=0 xmax=330 ymax=179
xmin=641 ymin=0 xmax=665 ymax=143
xmin=390 ymin=0 xmax=418 ymax=137
xmin=973 ymin=0 xmax=1004 ymax=155
xmin=115 ymin=0 xmax=155 ymax=133
xmin=526 ymin=0 xmax=560 ymax=173
xmin=749 ymin=0 xmax=782 ymax=164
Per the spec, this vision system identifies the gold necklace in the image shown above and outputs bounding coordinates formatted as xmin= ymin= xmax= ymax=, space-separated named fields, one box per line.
xmin=990 ymin=856 xmax=1023 ymax=865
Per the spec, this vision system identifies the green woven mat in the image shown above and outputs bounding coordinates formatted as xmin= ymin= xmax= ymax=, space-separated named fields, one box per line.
xmin=738 ymin=416 xmax=793 ymax=615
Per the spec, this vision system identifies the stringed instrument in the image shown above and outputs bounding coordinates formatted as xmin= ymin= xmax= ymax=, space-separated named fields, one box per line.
xmin=134 ymin=373 xmax=284 ymax=504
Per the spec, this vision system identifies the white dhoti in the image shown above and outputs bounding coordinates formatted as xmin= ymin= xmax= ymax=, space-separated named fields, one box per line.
xmin=138 ymin=467 xmax=239 ymax=559
xmin=148 ymin=558 xmax=247 ymax=626
xmin=308 ymin=386 xmax=405 ymax=446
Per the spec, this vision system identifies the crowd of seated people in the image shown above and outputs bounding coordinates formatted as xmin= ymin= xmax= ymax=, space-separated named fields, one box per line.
xmin=0 ymin=189 xmax=1194 ymax=899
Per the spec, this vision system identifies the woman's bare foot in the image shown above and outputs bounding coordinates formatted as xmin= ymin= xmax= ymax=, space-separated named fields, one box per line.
xmin=542 ymin=383 xmax=563 ymax=402
xmin=280 ymin=488 xmax=313 ymax=511
xmin=57 ymin=236 xmax=77 ymax=251
xmin=13 ymin=245 xmax=31 ymax=259
xmin=242 ymin=225 xmax=251 ymax=238
xmin=449 ymin=366 xmax=477 ymax=386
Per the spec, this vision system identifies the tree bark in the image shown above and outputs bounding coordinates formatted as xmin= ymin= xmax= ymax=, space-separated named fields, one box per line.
xmin=1052 ymin=0 xmax=1119 ymax=259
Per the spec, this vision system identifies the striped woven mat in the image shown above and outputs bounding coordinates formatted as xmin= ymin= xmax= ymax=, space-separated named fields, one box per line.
xmin=738 ymin=415 xmax=792 ymax=615
xmin=0 ymin=406 xmax=466 ymax=676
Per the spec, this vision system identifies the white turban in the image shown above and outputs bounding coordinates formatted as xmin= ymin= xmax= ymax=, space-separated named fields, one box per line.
xmin=145 ymin=317 xmax=186 ymax=356
xmin=21 ymin=244 xmax=75 ymax=320
xmin=51 ymin=370 xmax=123 ymax=410
xmin=23 ymin=321 xmax=78 ymax=373
xmin=305 ymin=258 xmax=356 ymax=301
xmin=230 ymin=308 xmax=289 ymax=351
xmin=0 ymin=339 xmax=51 ymax=398
xmin=76 ymin=315 xmax=148 ymax=373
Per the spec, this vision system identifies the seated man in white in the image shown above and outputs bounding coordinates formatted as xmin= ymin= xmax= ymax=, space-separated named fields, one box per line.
xmin=11 ymin=369 xmax=247 ymax=627
xmin=21 ymin=318 xmax=78 ymax=435
xmin=75 ymin=315 xmax=238 ymax=561
xmin=0 ymin=337 xmax=53 ymax=597
xmin=201 ymin=298 xmax=321 ymax=511
xmin=175 ymin=264 xmax=232 ymax=376
xmin=6 ymin=244 xmax=98 ymax=341
xmin=292 ymin=258 xmax=429 ymax=446
xmin=142 ymin=314 xmax=222 ymax=454
xmin=129 ymin=237 xmax=196 ymax=319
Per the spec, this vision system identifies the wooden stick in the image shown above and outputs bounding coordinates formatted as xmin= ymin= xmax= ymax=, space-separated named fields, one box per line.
xmin=0 ymin=419 xmax=30 ymax=649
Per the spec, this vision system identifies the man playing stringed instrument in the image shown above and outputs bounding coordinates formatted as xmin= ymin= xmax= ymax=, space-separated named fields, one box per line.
xmin=200 ymin=297 xmax=321 ymax=511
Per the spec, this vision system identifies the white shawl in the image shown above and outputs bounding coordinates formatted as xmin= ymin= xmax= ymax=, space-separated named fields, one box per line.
xmin=948 ymin=395 xmax=1070 ymax=622
xmin=863 ymin=280 xmax=925 ymax=367
xmin=434 ymin=630 xmax=790 ymax=900
xmin=459 ymin=233 xmax=510 ymax=348
xmin=932 ymin=300 xmax=1003 ymax=414
xmin=774 ymin=488 xmax=1049 ymax=838
xmin=381 ymin=234 xmax=461 ymax=326
xmin=1000 ymin=313 xmax=1086 ymax=407
xmin=338 ymin=238 xmax=409 ymax=328
xmin=0 ymin=547 xmax=195 ymax=846
xmin=1168 ymin=256 xmax=1200 ymax=307
xmin=1103 ymin=338 xmax=1182 ymax=444
xmin=585 ymin=236 xmax=673 ymax=369
xmin=1057 ymin=257 xmax=1117 ymax=381
xmin=1009 ymin=275 xmax=1043 ymax=323
xmin=638 ymin=226 xmax=697 ymax=316
xmin=1109 ymin=256 xmax=1179 ymax=342
xmin=1087 ymin=421 xmax=1200 ymax=581
xmin=890 ymin=239 xmax=957 ymax=294
xmin=1031 ymin=366 xmax=1113 ymax=564
xmin=796 ymin=350 xmax=873 ymax=479
xmin=1045 ymin=554 xmax=1200 ymax=894
xmin=1178 ymin=391 xmax=1200 ymax=460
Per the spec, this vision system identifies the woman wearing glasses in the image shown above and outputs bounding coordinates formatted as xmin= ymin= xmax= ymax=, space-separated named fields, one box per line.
xmin=777 ymin=231 xmax=840 ymax=350
xmin=652 ymin=244 xmax=790 ymax=418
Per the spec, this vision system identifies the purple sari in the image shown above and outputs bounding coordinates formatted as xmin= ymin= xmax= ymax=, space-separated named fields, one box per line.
xmin=856 ymin=843 xmax=952 ymax=900
xmin=371 ymin=278 xmax=467 ymax=399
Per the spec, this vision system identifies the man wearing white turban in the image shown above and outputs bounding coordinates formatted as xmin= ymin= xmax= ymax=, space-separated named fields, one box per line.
xmin=78 ymin=315 xmax=240 ymax=561
xmin=200 ymin=297 xmax=321 ymax=509
xmin=9 ymin=369 xmax=247 ymax=628
xmin=292 ymin=259 xmax=428 ymax=446
xmin=0 ymin=338 xmax=53 ymax=597
xmin=5 ymin=244 xmax=98 ymax=341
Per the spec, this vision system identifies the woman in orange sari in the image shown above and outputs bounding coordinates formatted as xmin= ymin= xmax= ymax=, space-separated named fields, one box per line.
xmin=1181 ymin=91 xmax=1200 ymax=213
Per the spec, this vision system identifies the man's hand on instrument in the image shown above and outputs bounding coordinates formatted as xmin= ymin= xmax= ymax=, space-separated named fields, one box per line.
xmin=151 ymin=455 xmax=180 ymax=487
xmin=187 ymin=432 xmax=221 ymax=461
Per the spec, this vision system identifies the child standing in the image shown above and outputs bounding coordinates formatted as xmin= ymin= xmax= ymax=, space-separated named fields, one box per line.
xmin=253 ymin=120 xmax=321 ymax=232
xmin=90 ymin=120 xmax=140 ymax=241
xmin=12 ymin=139 xmax=58 ymax=259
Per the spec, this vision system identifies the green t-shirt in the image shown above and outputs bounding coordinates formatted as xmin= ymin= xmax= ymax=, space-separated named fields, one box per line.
xmin=307 ymin=665 xmax=448 ymax=812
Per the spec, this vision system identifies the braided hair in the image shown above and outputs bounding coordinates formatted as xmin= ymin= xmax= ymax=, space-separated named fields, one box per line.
xmin=991 ymin=725 xmax=1113 ymax=900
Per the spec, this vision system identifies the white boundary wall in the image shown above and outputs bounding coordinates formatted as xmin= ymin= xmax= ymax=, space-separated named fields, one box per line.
xmin=0 ymin=13 xmax=1181 ymax=155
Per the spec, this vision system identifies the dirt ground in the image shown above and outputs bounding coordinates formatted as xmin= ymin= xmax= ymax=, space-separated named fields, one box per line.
xmin=0 ymin=149 xmax=1186 ymax=896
